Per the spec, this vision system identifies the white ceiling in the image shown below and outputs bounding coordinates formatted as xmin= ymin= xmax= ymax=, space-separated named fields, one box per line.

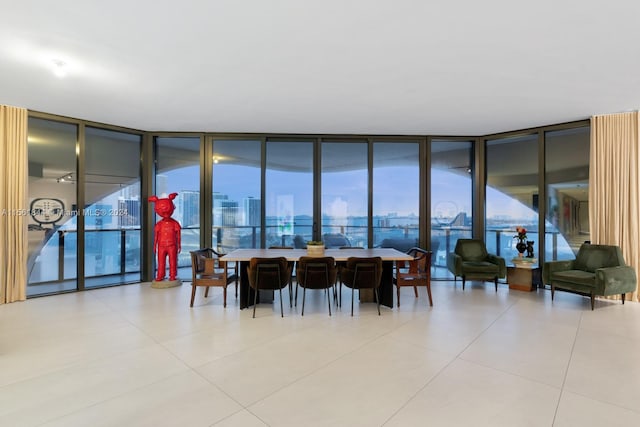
xmin=1 ymin=0 xmax=639 ymax=136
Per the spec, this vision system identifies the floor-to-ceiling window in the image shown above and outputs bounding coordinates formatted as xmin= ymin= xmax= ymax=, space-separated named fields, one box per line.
xmin=155 ymin=136 xmax=201 ymax=279
xmin=266 ymin=139 xmax=314 ymax=248
xmin=486 ymin=134 xmax=539 ymax=261
xmin=373 ymin=141 xmax=420 ymax=250
xmin=26 ymin=117 xmax=78 ymax=295
xmin=212 ymin=139 xmax=262 ymax=252
xmin=84 ymin=127 xmax=142 ymax=287
xmin=544 ymin=127 xmax=590 ymax=260
xmin=430 ymin=140 xmax=473 ymax=277
xmin=321 ymin=140 xmax=368 ymax=247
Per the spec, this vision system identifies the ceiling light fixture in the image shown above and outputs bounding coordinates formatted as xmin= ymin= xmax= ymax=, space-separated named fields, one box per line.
xmin=51 ymin=59 xmax=67 ymax=78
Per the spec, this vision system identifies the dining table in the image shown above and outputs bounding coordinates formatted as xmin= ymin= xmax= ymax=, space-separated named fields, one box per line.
xmin=220 ymin=248 xmax=414 ymax=309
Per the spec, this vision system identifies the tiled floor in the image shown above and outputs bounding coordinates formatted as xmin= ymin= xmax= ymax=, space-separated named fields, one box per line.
xmin=1 ymin=281 xmax=639 ymax=426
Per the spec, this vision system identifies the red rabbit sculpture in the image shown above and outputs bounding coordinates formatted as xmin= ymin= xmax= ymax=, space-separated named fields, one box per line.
xmin=149 ymin=193 xmax=181 ymax=281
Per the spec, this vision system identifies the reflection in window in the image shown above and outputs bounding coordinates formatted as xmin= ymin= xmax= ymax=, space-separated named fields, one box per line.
xmin=156 ymin=137 xmax=201 ymax=278
xmin=84 ymin=127 xmax=142 ymax=287
xmin=373 ymin=141 xmax=420 ymax=250
xmin=266 ymin=140 xmax=313 ymax=248
xmin=322 ymin=141 xmax=368 ymax=247
xmin=27 ymin=118 xmax=78 ymax=295
xmin=212 ymin=139 xmax=261 ymax=251
xmin=545 ymin=127 xmax=590 ymax=260
xmin=486 ymin=134 xmax=538 ymax=261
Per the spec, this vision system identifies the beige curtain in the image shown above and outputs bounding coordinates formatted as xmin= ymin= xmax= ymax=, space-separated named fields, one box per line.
xmin=0 ymin=105 xmax=28 ymax=304
xmin=590 ymin=112 xmax=639 ymax=302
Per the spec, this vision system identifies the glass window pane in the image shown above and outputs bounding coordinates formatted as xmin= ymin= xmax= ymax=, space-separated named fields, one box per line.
xmin=373 ymin=142 xmax=420 ymax=250
xmin=212 ymin=139 xmax=261 ymax=251
xmin=545 ymin=127 xmax=590 ymax=261
xmin=84 ymin=127 xmax=142 ymax=287
xmin=431 ymin=140 xmax=473 ymax=277
xmin=156 ymin=137 xmax=200 ymax=279
xmin=27 ymin=118 xmax=78 ymax=295
xmin=486 ymin=134 xmax=539 ymax=261
xmin=266 ymin=140 xmax=313 ymax=248
xmin=322 ymin=142 xmax=368 ymax=247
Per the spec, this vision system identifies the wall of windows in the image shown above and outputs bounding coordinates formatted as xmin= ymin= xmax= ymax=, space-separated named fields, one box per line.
xmin=27 ymin=118 xmax=78 ymax=296
xmin=322 ymin=141 xmax=368 ymax=247
xmin=485 ymin=134 xmax=539 ymax=261
xmin=211 ymin=139 xmax=262 ymax=252
xmin=84 ymin=127 xmax=142 ymax=288
xmin=155 ymin=136 xmax=201 ymax=279
xmin=25 ymin=111 xmax=590 ymax=294
xmin=544 ymin=127 xmax=590 ymax=260
xmin=430 ymin=140 xmax=473 ymax=278
xmin=373 ymin=141 xmax=420 ymax=249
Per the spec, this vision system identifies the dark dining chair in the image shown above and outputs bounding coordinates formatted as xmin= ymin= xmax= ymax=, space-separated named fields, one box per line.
xmin=246 ymin=257 xmax=291 ymax=318
xmin=268 ymin=246 xmax=295 ymax=307
xmin=296 ymin=256 xmax=337 ymax=316
xmin=340 ymin=256 xmax=383 ymax=316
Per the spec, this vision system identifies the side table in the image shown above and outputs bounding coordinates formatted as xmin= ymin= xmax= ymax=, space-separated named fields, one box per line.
xmin=507 ymin=262 xmax=541 ymax=292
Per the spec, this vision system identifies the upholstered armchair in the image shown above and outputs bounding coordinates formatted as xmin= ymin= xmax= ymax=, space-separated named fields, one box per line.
xmin=447 ymin=239 xmax=506 ymax=291
xmin=543 ymin=243 xmax=637 ymax=310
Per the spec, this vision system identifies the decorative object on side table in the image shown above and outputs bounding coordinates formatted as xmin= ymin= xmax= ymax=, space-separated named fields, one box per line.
xmin=306 ymin=241 xmax=325 ymax=257
xmin=514 ymin=226 xmax=528 ymax=257
xmin=526 ymin=240 xmax=535 ymax=258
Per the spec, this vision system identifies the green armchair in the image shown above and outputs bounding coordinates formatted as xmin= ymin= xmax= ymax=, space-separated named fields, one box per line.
xmin=447 ymin=239 xmax=506 ymax=291
xmin=543 ymin=243 xmax=637 ymax=310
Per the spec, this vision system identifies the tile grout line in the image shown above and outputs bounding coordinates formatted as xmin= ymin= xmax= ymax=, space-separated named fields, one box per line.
xmin=551 ymin=310 xmax=583 ymax=426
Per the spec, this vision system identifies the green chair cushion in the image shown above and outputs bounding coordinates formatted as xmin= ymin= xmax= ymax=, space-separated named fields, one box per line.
xmin=551 ymin=270 xmax=595 ymax=288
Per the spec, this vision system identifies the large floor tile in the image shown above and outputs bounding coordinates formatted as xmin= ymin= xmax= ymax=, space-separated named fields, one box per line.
xmin=554 ymin=390 xmax=640 ymax=427
xmin=247 ymin=335 xmax=453 ymax=426
xmin=38 ymin=370 xmax=243 ymax=427
xmin=564 ymin=328 xmax=640 ymax=411
xmin=384 ymin=358 xmax=560 ymax=427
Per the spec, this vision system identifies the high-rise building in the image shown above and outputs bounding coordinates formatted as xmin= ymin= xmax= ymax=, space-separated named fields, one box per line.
xmin=177 ymin=191 xmax=199 ymax=227
xmin=243 ymin=197 xmax=260 ymax=226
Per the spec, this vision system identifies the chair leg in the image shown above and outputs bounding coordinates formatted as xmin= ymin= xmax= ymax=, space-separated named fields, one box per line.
xmin=252 ymin=286 xmax=258 ymax=318
xmin=622 ymin=293 xmax=626 ymax=304
xmin=374 ymin=288 xmax=381 ymax=316
xmin=190 ymin=285 xmax=197 ymax=307
xmin=494 ymin=277 xmax=498 ymax=292
xmin=327 ymin=287 xmax=332 ymax=316
xmin=279 ymin=288 xmax=284 ymax=317
xmin=295 ymin=283 xmax=299 ymax=307
xmin=426 ymin=282 xmax=433 ymax=307
xmin=551 ymin=284 xmax=555 ymax=300
xmin=591 ymin=292 xmax=595 ymax=310
xmin=351 ymin=286 xmax=355 ymax=316
xmin=396 ymin=286 xmax=401 ymax=308
xmin=289 ymin=281 xmax=293 ymax=308
xmin=413 ymin=286 xmax=418 ymax=297
xmin=462 ymin=276 xmax=466 ymax=290
xmin=301 ymin=287 xmax=306 ymax=316
xmin=223 ymin=286 xmax=227 ymax=307
xmin=204 ymin=287 xmax=210 ymax=298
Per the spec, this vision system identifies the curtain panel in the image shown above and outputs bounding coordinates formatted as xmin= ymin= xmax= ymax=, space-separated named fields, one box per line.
xmin=590 ymin=111 xmax=640 ymax=302
xmin=0 ymin=105 xmax=28 ymax=304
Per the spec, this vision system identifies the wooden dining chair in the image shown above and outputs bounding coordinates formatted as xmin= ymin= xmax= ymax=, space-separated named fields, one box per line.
xmin=189 ymin=248 xmax=238 ymax=307
xmin=395 ymin=247 xmax=433 ymax=307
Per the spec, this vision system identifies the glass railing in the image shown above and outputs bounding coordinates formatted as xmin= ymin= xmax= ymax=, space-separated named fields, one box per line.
xmin=29 ymin=224 xmax=578 ymax=286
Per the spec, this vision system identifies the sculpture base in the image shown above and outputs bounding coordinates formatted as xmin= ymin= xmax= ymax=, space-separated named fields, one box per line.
xmin=151 ymin=279 xmax=182 ymax=289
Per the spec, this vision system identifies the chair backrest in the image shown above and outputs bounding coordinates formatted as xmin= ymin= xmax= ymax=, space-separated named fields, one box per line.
xmin=573 ymin=243 xmax=626 ymax=272
xmin=406 ymin=247 xmax=431 ymax=273
xmin=297 ymin=256 xmax=337 ymax=289
xmin=454 ymin=239 xmax=488 ymax=262
xmin=343 ymin=256 xmax=383 ymax=289
xmin=247 ymin=257 xmax=290 ymax=290
xmin=190 ymin=248 xmax=215 ymax=275
xmin=323 ymin=233 xmax=351 ymax=248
